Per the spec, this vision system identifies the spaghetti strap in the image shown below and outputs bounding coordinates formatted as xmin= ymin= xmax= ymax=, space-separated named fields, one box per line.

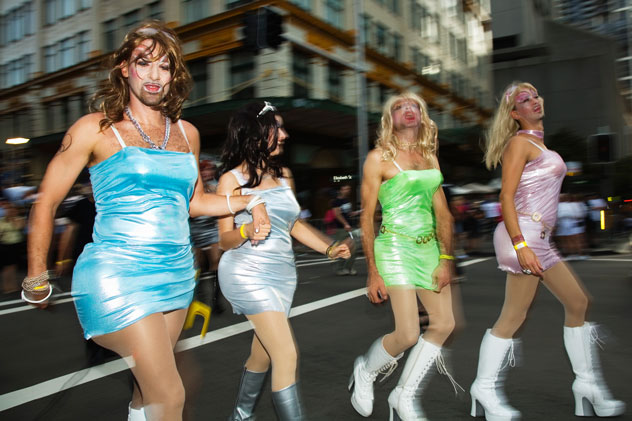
xmin=230 ymin=169 xmax=248 ymax=187
xmin=392 ymin=160 xmax=404 ymax=172
xmin=110 ymin=125 xmax=127 ymax=148
xmin=524 ymin=138 xmax=545 ymax=152
xmin=177 ymin=120 xmax=191 ymax=152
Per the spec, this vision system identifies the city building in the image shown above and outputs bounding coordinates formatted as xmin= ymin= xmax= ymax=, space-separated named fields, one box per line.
xmin=0 ymin=0 xmax=494 ymax=213
xmin=491 ymin=0 xmax=631 ymax=170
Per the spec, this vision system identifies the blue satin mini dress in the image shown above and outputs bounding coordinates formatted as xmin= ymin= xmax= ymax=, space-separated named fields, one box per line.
xmin=72 ymin=121 xmax=198 ymax=339
xmin=218 ymin=170 xmax=301 ymax=316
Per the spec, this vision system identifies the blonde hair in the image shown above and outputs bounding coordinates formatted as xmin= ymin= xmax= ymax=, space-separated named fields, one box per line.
xmin=484 ymin=81 xmax=540 ymax=169
xmin=90 ymin=20 xmax=192 ymax=131
xmin=376 ymin=92 xmax=438 ymax=162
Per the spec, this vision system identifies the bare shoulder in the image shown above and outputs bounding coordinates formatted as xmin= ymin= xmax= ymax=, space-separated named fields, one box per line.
xmin=365 ymin=148 xmax=383 ymax=165
xmin=281 ymin=167 xmax=293 ymax=179
xmin=178 ymin=119 xmax=199 ymax=137
xmin=59 ymin=113 xmax=106 ymax=152
xmin=217 ymin=169 xmax=239 ymax=191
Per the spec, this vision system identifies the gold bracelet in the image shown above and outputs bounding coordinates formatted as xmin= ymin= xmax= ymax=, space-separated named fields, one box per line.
xmin=239 ymin=224 xmax=248 ymax=239
xmin=439 ymin=254 xmax=455 ymax=260
xmin=56 ymin=259 xmax=72 ymax=265
xmin=325 ymin=242 xmax=336 ymax=260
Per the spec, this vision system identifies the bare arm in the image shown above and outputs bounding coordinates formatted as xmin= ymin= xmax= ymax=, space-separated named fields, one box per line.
xmin=360 ymin=150 xmax=388 ymax=303
xmin=216 ymin=170 xmax=271 ymax=251
xmin=499 ymin=137 xmax=543 ymax=276
xmin=26 ymin=116 xmax=96 ymax=301
xmin=431 ymin=183 xmax=454 ymax=291
xmin=286 ymin=170 xmax=349 ymax=258
xmin=185 ymin=121 xmax=268 ymax=227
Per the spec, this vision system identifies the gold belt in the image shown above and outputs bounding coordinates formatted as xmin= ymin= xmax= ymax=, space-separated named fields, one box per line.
xmin=517 ymin=211 xmax=553 ymax=233
xmin=379 ymin=225 xmax=436 ymax=244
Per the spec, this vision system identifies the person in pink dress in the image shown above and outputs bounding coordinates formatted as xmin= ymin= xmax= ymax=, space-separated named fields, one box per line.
xmin=469 ymin=82 xmax=625 ymax=420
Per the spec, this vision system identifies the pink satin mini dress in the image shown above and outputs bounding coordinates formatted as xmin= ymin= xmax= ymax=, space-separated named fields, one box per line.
xmin=494 ymin=139 xmax=567 ymax=274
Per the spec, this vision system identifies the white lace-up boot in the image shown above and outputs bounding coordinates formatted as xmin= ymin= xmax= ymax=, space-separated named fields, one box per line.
xmin=470 ymin=329 xmax=520 ymax=421
xmin=564 ymin=322 xmax=625 ymax=417
xmin=388 ymin=336 xmax=462 ymax=421
xmin=349 ymin=336 xmax=401 ymax=417
xmin=127 ymin=403 xmax=145 ymax=421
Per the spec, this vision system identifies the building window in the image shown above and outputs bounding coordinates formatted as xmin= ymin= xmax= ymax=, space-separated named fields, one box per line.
xmin=230 ymin=51 xmax=255 ymax=100
xmin=148 ymin=1 xmax=163 ymax=20
xmin=77 ymin=31 xmax=90 ymax=62
xmin=289 ymin=0 xmax=311 ymax=10
xmin=360 ymin=14 xmax=371 ymax=45
xmin=44 ymin=44 xmax=58 ymax=72
xmin=183 ymin=0 xmax=207 ymax=24
xmin=45 ymin=0 xmax=57 ymax=25
xmin=393 ymin=33 xmax=402 ymax=61
xmin=123 ymin=10 xmax=140 ymax=35
xmin=375 ymin=24 xmax=387 ymax=55
xmin=410 ymin=1 xmax=422 ymax=32
xmin=188 ymin=58 xmax=207 ymax=104
xmin=328 ymin=64 xmax=343 ymax=101
xmin=61 ymin=0 xmax=76 ymax=19
xmin=292 ymin=50 xmax=311 ymax=98
xmin=79 ymin=0 xmax=92 ymax=11
xmin=103 ymin=19 xmax=117 ymax=52
xmin=59 ymin=37 xmax=75 ymax=68
xmin=325 ymin=0 xmax=344 ymax=29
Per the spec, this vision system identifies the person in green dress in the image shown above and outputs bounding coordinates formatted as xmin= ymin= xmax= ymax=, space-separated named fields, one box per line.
xmin=348 ymin=92 xmax=461 ymax=420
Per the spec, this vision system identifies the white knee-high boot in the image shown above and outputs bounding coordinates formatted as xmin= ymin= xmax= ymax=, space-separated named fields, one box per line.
xmin=387 ymin=336 xmax=461 ymax=421
xmin=470 ymin=329 xmax=520 ymax=421
xmin=349 ymin=336 xmax=402 ymax=417
xmin=564 ymin=322 xmax=625 ymax=417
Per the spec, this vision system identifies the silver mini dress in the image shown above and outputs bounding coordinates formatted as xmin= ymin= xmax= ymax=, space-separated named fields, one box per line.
xmin=218 ymin=170 xmax=301 ymax=315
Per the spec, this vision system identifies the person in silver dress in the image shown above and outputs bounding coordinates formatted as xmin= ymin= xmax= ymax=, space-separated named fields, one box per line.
xmin=217 ymin=101 xmax=350 ymax=420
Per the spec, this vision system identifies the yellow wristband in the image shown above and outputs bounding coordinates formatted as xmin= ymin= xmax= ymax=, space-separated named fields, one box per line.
xmin=239 ymin=224 xmax=248 ymax=239
xmin=513 ymin=241 xmax=528 ymax=250
xmin=56 ymin=259 xmax=72 ymax=265
xmin=439 ymin=254 xmax=455 ymax=260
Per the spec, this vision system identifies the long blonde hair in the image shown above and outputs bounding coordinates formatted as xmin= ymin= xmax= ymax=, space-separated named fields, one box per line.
xmin=484 ymin=81 xmax=540 ymax=169
xmin=90 ymin=20 xmax=192 ymax=131
xmin=376 ymin=92 xmax=438 ymax=162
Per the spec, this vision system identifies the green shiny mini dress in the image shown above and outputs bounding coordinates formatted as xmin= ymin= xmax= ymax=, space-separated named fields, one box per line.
xmin=374 ymin=165 xmax=443 ymax=290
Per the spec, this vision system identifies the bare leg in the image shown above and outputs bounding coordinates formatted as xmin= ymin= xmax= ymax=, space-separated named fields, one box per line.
xmin=246 ymin=311 xmax=297 ymax=391
xmin=541 ymin=261 xmax=590 ymax=327
xmin=491 ymin=273 xmax=540 ymax=338
xmin=93 ymin=311 xmax=187 ymax=421
xmin=245 ymin=333 xmax=272 ymax=373
xmin=417 ymin=284 xmax=456 ymax=346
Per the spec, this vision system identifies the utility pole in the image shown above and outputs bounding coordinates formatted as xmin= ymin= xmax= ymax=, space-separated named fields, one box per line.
xmin=354 ymin=0 xmax=369 ymax=182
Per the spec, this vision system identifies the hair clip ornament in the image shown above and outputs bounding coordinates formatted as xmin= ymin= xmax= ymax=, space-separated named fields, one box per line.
xmin=257 ymin=101 xmax=277 ymax=118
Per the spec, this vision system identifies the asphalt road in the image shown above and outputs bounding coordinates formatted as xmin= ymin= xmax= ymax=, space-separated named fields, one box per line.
xmin=1 ymin=253 xmax=631 ymax=420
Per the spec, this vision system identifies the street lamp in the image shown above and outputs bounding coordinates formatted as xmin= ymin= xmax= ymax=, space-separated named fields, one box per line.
xmin=5 ymin=137 xmax=30 ymax=145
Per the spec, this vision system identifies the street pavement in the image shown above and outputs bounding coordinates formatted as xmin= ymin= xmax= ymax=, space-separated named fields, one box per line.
xmin=1 ymin=250 xmax=631 ymax=420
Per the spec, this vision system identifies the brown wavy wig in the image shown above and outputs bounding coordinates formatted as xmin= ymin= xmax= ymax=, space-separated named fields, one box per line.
xmin=90 ymin=20 xmax=192 ymax=131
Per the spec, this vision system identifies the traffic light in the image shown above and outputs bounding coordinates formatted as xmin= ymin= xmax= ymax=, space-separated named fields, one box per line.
xmin=242 ymin=11 xmax=260 ymax=52
xmin=265 ymin=9 xmax=284 ymax=49
xmin=595 ymin=133 xmax=613 ymax=162
xmin=241 ymin=8 xmax=284 ymax=52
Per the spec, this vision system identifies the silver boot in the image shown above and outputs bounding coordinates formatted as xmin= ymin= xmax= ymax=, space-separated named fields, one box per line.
xmin=228 ymin=368 xmax=268 ymax=421
xmin=272 ymin=383 xmax=305 ymax=421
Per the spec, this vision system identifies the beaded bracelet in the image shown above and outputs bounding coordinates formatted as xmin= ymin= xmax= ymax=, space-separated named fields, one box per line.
xmin=239 ymin=224 xmax=248 ymax=239
xmin=22 ymin=270 xmax=53 ymax=292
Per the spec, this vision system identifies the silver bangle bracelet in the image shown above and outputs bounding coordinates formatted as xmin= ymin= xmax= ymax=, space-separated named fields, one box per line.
xmin=21 ymin=286 xmax=53 ymax=304
xmin=226 ymin=194 xmax=235 ymax=215
xmin=246 ymin=195 xmax=265 ymax=213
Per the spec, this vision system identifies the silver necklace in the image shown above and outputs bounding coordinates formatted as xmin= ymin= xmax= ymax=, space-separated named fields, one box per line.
xmin=517 ymin=129 xmax=544 ymax=139
xmin=124 ymin=106 xmax=171 ymax=150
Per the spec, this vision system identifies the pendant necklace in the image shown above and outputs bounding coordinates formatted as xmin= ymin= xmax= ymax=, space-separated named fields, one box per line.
xmin=125 ymin=106 xmax=171 ymax=150
xmin=517 ymin=129 xmax=544 ymax=139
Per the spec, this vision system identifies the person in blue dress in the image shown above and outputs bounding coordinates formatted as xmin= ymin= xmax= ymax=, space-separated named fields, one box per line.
xmin=217 ymin=101 xmax=350 ymax=420
xmin=21 ymin=21 xmax=270 ymax=421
